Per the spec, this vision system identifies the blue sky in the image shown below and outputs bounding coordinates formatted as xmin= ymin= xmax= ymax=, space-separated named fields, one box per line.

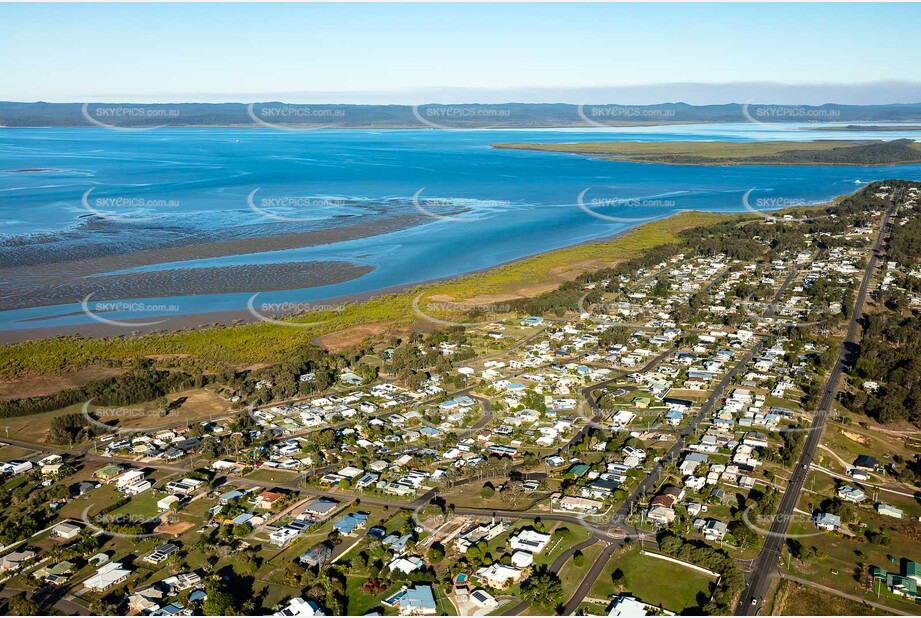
xmin=2 ymin=3 xmax=920 ymax=103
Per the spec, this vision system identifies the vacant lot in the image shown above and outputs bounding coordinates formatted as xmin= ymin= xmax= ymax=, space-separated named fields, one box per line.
xmin=590 ymin=546 xmax=716 ymax=613
xmin=771 ymin=579 xmax=886 ymax=616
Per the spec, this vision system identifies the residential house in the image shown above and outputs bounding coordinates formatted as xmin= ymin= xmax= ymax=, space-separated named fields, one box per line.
xmin=877 ymin=503 xmax=904 ymax=519
xmin=333 ymin=512 xmax=369 ymax=535
xmin=84 ymin=562 xmax=131 ymax=591
xmin=475 ymin=563 xmax=522 ymax=588
xmin=814 ymin=512 xmax=841 ymax=531
xmin=383 ymin=585 xmax=438 ymax=616
xmin=273 ymin=597 xmax=326 ymax=617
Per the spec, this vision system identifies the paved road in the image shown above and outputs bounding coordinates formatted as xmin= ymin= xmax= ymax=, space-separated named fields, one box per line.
xmin=499 ymin=536 xmax=603 ymax=616
xmin=561 ymin=542 xmax=617 ymax=615
xmin=560 ymin=250 xmax=809 ymax=614
xmin=565 ymin=345 xmax=678 ymax=452
xmin=737 ymin=195 xmax=897 ymax=615
xmin=0 ymin=587 xmax=90 ymax=616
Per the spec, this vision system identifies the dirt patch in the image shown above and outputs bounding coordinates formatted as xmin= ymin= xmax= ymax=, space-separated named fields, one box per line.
xmin=155 ymin=520 xmax=196 ymax=536
xmin=0 ymin=366 xmax=127 ymax=400
xmin=842 ymin=430 xmax=870 ymax=445
xmin=315 ymin=323 xmax=391 ymax=353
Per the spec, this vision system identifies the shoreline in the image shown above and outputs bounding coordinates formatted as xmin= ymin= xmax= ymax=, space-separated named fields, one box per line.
xmin=0 ymin=219 xmax=651 ymax=345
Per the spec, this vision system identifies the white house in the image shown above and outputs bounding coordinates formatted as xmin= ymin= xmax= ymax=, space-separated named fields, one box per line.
xmin=124 ymin=480 xmax=152 ymax=496
xmin=84 ymin=562 xmax=131 ymax=591
xmin=509 ymin=529 xmax=552 ymax=554
xmin=475 ymin=563 xmax=522 ymax=588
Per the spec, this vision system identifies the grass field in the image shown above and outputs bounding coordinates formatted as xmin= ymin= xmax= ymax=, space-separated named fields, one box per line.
xmin=558 ymin=541 xmax=604 ymax=603
xmin=97 ymin=387 xmax=233 ymax=432
xmin=590 ymin=546 xmax=717 ymax=613
xmin=770 ymin=579 xmax=887 ymax=616
xmin=107 ymin=489 xmax=164 ymax=518
xmin=785 ymin=487 xmax=921 ymax=615
xmin=0 ymin=210 xmax=735 ymax=380
xmin=0 ymin=443 xmax=37 ymax=459
xmin=0 ymin=403 xmax=86 ymax=445
xmin=245 ymin=466 xmax=303 ymax=486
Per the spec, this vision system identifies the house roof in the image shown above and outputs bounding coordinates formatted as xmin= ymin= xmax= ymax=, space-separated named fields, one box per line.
xmin=401 ymin=585 xmax=437 ymax=611
xmin=333 ymin=512 xmax=369 ymax=534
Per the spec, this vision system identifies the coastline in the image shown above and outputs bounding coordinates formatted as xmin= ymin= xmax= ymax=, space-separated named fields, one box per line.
xmin=0 ymin=210 xmax=722 ymax=345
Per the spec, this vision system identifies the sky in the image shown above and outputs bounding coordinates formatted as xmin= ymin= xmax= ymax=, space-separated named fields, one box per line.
xmin=2 ymin=3 xmax=920 ymax=104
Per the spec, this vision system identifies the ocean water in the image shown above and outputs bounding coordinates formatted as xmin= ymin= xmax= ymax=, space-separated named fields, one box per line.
xmin=2 ymin=124 xmax=921 ymax=331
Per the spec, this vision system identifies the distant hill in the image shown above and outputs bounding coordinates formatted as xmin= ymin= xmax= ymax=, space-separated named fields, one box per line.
xmin=2 ymin=101 xmax=921 ymax=128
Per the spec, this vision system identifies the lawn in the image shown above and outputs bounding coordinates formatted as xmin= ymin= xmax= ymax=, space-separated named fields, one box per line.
xmin=245 ymin=466 xmax=303 ymax=486
xmin=345 ymin=573 xmax=397 ymax=615
xmin=108 ymin=489 xmax=165 ymax=518
xmin=558 ymin=541 xmax=604 ymax=602
xmin=99 ymin=387 xmax=233 ymax=432
xmin=590 ymin=546 xmax=717 ymax=614
xmin=536 ymin=523 xmax=594 ymax=567
xmin=0 ymin=403 xmax=87 ymax=445
xmin=0 ymin=444 xmax=38 ymax=459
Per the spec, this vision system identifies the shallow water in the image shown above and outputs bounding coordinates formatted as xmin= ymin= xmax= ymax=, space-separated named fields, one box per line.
xmin=2 ymin=124 xmax=920 ymax=331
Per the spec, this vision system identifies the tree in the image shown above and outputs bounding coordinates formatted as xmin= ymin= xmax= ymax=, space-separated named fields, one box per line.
xmin=611 ymin=568 xmax=625 ymax=584
xmin=729 ymin=520 xmax=757 ymax=548
xmin=480 ymin=483 xmax=495 ymax=499
xmin=203 ymin=580 xmax=237 ymax=615
xmin=520 ymin=565 xmax=563 ymax=610
xmin=7 ymin=593 xmax=40 ymax=616
xmin=428 ymin=543 xmax=445 ymax=564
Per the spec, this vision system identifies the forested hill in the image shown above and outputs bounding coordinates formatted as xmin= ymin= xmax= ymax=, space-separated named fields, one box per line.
xmin=2 ymin=101 xmax=921 ymax=128
xmin=748 ymin=139 xmax=921 ymax=165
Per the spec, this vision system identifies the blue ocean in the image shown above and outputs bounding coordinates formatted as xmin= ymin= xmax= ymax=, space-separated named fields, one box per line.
xmin=2 ymin=123 xmax=921 ymax=332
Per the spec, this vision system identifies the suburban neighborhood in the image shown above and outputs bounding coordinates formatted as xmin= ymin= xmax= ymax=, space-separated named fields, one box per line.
xmin=1 ymin=181 xmax=920 ymax=617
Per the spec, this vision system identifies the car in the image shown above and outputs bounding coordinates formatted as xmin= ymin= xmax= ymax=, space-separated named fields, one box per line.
xmin=751 ymin=598 xmax=758 ymax=606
